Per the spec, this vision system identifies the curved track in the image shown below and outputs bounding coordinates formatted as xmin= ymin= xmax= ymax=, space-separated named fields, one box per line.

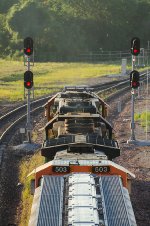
xmin=0 ymin=80 xmax=120 ymax=144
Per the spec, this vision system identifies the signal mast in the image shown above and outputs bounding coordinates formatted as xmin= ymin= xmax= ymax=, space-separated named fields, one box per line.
xmin=24 ymin=37 xmax=34 ymax=143
xmin=128 ymin=37 xmax=140 ymax=142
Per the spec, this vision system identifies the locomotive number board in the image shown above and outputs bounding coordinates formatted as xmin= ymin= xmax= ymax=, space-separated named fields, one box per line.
xmin=52 ymin=166 xmax=70 ymax=173
xmin=52 ymin=165 xmax=110 ymax=174
xmin=92 ymin=166 xmax=110 ymax=173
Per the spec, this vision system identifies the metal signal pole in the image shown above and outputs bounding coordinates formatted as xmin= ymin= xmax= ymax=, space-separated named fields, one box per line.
xmin=128 ymin=37 xmax=140 ymax=143
xmin=24 ymin=37 xmax=34 ymax=143
xmin=26 ymin=56 xmax=31 ymax=143
xmin=128 ymin=38 xmax=150 ymax=145
xmin=130 ymin=55 xmax=136 ymax=141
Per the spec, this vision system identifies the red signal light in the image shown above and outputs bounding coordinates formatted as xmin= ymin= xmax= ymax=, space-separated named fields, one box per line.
xmin=133 ymin=49 xmax=139 ymax=53
xmin=24 ymin=71 xmax=33 ymax=89
xmin=26 ymin=81 xmax=31 ymax=87
xmin=24 ymin=37 xmax=33 ymax=56
xmin=27 ymin=48 xmax=31 ymax=53
xmin=130 ymin=70 xmax=140 ymax=89
xmin=132 ymin=82 xmax=137 ymax=87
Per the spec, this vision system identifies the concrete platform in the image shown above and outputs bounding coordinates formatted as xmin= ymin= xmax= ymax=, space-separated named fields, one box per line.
xmin=127 ymin=139 xmax=150 ymax=146
xmin=12 ymin=142 xmax=41 ymax=155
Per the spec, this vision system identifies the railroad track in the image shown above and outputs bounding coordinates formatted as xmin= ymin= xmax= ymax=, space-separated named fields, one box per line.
xmin=0 ymin=72 xmax=149 ymax=146
xmin=0 ymin=79 xmax=121 ymax=144
xmin=97 ymin=71 xmax=150 ymax=101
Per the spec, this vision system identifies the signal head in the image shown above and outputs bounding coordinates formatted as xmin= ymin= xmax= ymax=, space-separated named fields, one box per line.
xmin=24 ymin=37 xmax=33 ymax=56
xmin=131 ymin=37 xmax=140 ymax=56
xmin=24 ymin=71 xmax=33 ymax=89
xmin=130 ymin=70 xmax=140 ymax=89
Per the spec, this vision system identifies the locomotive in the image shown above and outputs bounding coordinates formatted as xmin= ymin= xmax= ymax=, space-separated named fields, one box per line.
xmin=28 ymin=86 xmax=137 ymax=226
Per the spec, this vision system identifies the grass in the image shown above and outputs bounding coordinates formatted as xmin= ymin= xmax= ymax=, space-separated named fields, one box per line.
xmin=135 ymin=112 xmax=150 ymax=127
xmin=1 ymin=59 xmax=150 ymax=101
xmin=0 ymin=59 xmax=123 ymax=101
xmin=18 ymin=151 xmax=44 ymax=226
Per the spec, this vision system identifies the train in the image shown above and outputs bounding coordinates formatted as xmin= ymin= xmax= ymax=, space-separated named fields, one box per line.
xmin=28 ymin=86 xmax=137 ymax=226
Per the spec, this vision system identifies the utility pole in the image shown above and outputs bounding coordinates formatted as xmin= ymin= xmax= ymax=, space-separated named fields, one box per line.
xmin=24 ymin=37 xmax=34 ymax=143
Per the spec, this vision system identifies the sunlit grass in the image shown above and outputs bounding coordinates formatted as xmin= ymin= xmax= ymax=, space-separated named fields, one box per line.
xmin=1 ymin=59 xmax=149 ymax=101
xmin=135 ymin=112 xmax=150 ymax=127
xmin=0 ymin=59 xmax=122 ymax=101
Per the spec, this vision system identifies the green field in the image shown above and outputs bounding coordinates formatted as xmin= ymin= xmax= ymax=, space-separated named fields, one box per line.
xmin=0 ymin=59 xmax=123 ymax=101
xmin=1 ymin=59 xmax=149 ymax=102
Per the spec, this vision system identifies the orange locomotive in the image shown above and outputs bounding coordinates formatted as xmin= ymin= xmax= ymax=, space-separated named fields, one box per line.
xmin=29 ymin=86 xmax=134 ymax=191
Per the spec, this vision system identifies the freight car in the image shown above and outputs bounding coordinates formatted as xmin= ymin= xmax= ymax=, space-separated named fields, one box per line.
xmin=28 ymin=86 xmax=137 ymax=226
